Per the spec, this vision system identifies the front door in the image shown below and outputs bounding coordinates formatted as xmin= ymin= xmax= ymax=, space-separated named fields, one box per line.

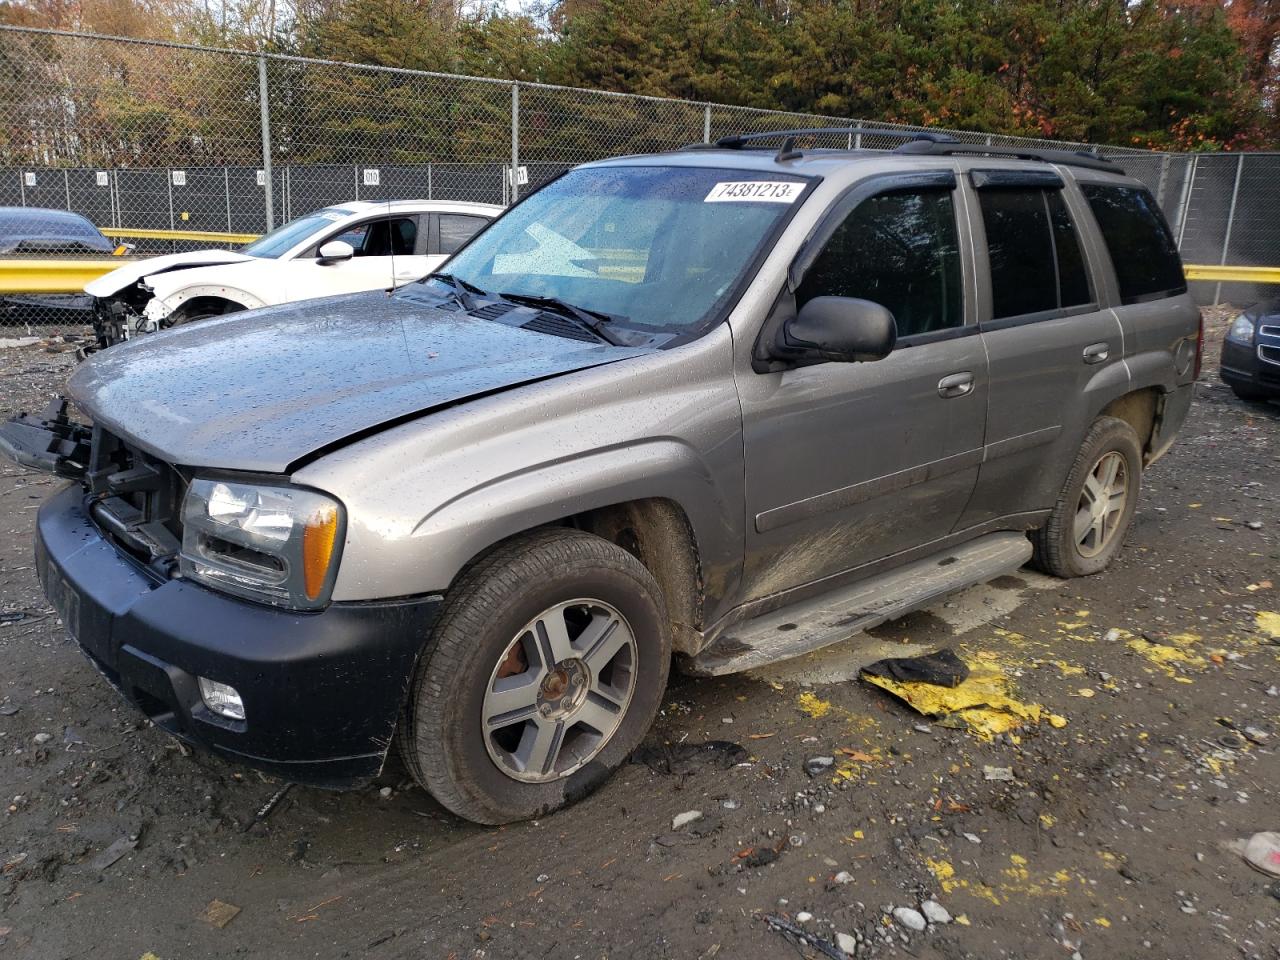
xmin=280 ymin=214 xmax=421 ymax=301
xmin=738 ymin=176 xmax=988 ymax=602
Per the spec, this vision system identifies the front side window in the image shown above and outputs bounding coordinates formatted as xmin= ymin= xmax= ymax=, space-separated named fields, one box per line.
xmin=356 ymin=217 xmax=417 ymax=257
xmin=439 ymin=166 xmax=808 ymax=332
xmin=1080 ymin=184 xmax=1186 ymax=304
xmin=980 ymin=187 xmax=1095 ymax=320
xmin=797 ymin=189 xmax=962 ymax=338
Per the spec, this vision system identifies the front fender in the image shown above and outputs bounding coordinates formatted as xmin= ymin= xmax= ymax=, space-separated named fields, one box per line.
xmin=295 ymin=330 xmax=745 ymax=613
xmin=412 ymin=438 xmax=733 ymax=592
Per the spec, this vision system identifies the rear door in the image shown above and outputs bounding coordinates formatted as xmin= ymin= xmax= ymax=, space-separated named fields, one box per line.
xmin=1075 ymin=183 xmax=1199 ymax=390
xmin=957 ymin=168 xmax=1126 ymax=527
xmin=738 ymin=172 xmax=989 ymax=601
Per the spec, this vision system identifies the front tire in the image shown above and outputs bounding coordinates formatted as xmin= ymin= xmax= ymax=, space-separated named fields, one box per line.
xmin=1032 ymin=416 xmax=1142 ymax=578
xmin=400 ymin=528 xmax=671 ymax=824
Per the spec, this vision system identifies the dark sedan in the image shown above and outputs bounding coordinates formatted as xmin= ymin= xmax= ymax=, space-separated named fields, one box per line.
xmin=0 ymin=207 xmax=123 ymax=329
xmin=1221 ymin=300 xmax=1280 ymax=403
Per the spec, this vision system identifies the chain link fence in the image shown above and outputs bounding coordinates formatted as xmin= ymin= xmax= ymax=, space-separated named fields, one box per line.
xmin=0 ymin=24 xmax=1273 ymax=336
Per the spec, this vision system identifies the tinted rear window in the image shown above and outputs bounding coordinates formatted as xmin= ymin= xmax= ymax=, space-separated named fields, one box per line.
xmin=1080 ymin=185 xmax=1186 ymax=304
xmin=979 ymin=189 xmax=1058 ymax=319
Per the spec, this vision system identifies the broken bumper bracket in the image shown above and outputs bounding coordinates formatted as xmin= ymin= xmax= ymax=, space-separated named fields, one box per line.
xmin=0 ymin=397 xmax=91 ymax=479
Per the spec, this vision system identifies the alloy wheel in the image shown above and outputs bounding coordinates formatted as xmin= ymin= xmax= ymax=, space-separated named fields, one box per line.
xmin=481 ymin=599 xmax=638 ymax=783
xmin=1074 ymin=451 xmax=1128 ymax=558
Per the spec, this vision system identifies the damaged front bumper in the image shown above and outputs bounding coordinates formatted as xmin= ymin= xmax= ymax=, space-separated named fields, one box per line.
xmin=35 ymin=483 xmax=439 ymax=788
xmin=5 ymin=403 xmax=439 ymax=789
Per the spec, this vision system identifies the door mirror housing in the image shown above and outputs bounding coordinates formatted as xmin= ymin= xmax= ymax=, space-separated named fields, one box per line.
xmin=774 ymin=296 xmax=897 ymax=363
xmin=317 ymin=240 xmax=354 ymax=264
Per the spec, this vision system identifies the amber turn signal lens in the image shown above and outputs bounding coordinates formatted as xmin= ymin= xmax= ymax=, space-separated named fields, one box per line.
xmin=301 ymin=507 xmax=339 ymax=601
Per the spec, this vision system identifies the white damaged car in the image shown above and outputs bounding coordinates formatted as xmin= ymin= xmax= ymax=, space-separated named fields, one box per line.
xmin=85 ymin=199 xmax=500 ymax=347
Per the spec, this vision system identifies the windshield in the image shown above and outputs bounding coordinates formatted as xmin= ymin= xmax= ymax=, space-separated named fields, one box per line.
xmin=440 ymin=166 xmax=808 ymax=332
xmin=241 ymin=208 xmax=349 ymax=259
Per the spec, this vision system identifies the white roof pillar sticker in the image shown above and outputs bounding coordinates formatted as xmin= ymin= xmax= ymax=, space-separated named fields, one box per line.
xmin=704 ymin=181 xmax=804 ymax=203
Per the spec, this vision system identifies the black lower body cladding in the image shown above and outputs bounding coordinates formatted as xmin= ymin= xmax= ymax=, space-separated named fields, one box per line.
xmin=35 ymin=482 xmax=439 ymax=788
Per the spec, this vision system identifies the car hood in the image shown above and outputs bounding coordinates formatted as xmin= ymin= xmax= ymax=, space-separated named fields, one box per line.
xmin=67 ymin=290 xmax=652 ymax=473
xmin=84 ymin=249 xmax=256 ymax=296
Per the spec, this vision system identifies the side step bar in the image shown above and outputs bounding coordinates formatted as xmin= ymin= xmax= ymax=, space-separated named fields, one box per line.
xmin=684 ymin=533 xmax=1033 ymax=676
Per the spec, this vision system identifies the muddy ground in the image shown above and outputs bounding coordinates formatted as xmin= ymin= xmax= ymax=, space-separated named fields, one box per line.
xmin=0 ymin=312 xmax=1277 ymax=960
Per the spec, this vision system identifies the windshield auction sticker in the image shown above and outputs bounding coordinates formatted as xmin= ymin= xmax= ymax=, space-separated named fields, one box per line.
xmin=704 ymin=181 xmax=804 ymax=203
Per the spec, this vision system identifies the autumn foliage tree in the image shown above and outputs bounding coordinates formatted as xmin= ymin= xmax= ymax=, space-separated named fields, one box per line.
xmin=1 ymin=0 xmax=1276 ymax=148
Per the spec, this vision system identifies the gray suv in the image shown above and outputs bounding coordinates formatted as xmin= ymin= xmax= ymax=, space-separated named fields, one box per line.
xmin=2 ymin=129 xmax=1199 ymax=824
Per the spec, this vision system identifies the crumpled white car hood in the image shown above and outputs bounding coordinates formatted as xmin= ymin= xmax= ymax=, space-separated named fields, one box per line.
xmin=83 ymin=249 xmax=257 ymax=296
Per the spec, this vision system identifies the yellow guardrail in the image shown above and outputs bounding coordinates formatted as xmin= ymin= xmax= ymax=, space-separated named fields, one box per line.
xmin=1182 ymin=264 xmax=1280 ymax=284
xmin=0 ymin=259 xmax=126 ymax=294
xmin=2 ymin=258 xmax=1278 ymax=297
xmin=100 ymin=226 xmax=261 ymax=245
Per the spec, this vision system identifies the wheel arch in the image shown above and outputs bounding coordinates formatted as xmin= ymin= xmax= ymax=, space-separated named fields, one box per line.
xmin=435 ymin=494 xmax=709 ymax=657
xmin=341 ymin=440 xmax=737 ymax=654
xmin=157 ymin=283 xmax=262 ymax=320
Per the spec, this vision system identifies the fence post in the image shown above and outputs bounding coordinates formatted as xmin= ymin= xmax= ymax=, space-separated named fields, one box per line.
xmin=1214 ymin=152 xmax=1245 ymax=307
xmin=427 ymin=162 xmax=433 ymax=201
xmin=224 ymin=167 xmax=232 ymax=232
xmin=18 ymin=171 xmax=24 ymax=206
xmin=510 ymin=82 xmax=520 ymax=204
xmin=257 ymin=55 xmax=275 ymax=232
xmin=1155 ymin=154 xmax=1170 ymax=209
xmin=703 ymin=104 xmax=711 ymax=144
xmin=1176 ymin=154 xmax=1198 ymax=249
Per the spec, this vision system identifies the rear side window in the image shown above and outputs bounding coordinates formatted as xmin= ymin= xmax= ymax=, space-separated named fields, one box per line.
xmin=979 ymin=188 xmax=1094 ymax=320
xmin=797 ymin=188 xmax=962 ymax=338
xmin=439 ymin=214 xmax=488 ymax=255
xmin=1080 ymin=185 xmax=1186 ymax=304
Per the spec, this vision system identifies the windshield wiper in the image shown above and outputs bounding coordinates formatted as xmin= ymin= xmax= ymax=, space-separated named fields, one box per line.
xmin=424 ymin=272 xmax=487 ymax=312
xmin=497 ymin=292 xmax=625 ymax=345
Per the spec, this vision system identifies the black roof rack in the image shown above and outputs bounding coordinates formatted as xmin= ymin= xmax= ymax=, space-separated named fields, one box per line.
xmin=683 ymin=125 xmax=1125 ymax=174
xmin=693 ymin=126 xmax=955 ymax=161
xmin=893 ymin=139 xmax=1123 ymax=174
xmin=712 ymin=126 xmax=959 ymax=149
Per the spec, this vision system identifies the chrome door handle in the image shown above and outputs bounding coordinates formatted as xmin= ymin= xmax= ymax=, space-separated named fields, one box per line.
xmin=1083 ymin=342 xmax=1110 ymax=364
xmin=937 ymin=372 xmax=975 ymax=399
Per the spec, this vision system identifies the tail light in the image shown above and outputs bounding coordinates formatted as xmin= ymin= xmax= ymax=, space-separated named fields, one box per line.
xmin=1192 ymin=313 xmax=1204 ymax=381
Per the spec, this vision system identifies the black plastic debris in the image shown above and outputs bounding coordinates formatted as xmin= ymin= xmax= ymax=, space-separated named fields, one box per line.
xmin=861 ymin=647 xmax=970 ymax=688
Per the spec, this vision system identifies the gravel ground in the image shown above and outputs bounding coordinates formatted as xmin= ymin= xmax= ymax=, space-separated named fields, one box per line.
xmin=0 ymin=311 xmax=1277 ymax=960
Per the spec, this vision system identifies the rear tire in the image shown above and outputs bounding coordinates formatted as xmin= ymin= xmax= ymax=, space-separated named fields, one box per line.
xmin=1032 ymin=416 xmax=1142 ymax=578
xmin=399 ymin=528 xmax=671 ymax=824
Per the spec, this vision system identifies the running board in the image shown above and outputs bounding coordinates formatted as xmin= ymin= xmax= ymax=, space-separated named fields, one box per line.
xmin=684 ymin=533 xmax=1033 ymax=677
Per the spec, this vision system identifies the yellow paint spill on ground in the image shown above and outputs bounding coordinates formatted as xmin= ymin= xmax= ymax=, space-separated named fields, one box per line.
xmin=1257 ymin=611 xmax=1280 ymax=639
xmin=1125 ymin=631 xmax=1207 ymax=676
xmin=863 ymin=650 xmax=1066 ymax=741
xmin=797 ymin=691 xmax=831 ymax=718
xmin=926 ymin=857 xmax=956 ymax=883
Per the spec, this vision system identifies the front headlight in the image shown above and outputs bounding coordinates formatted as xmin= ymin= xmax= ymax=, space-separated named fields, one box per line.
xmin=180 ymin=478 xmax=344 ymax=610
xmin=1226 ymin=314 xmax=1256 ymax=344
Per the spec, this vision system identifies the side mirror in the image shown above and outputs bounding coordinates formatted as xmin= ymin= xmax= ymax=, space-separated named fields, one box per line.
xmin=773 ymin=296 xmax=897 ymax=363
xmin=317 ymin=240 xmax=354 ymax=265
